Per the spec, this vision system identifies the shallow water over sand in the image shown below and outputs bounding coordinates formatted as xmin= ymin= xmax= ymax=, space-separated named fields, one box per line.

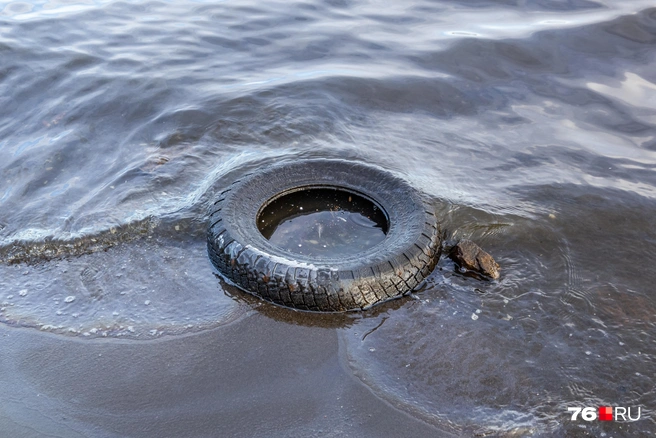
xmin=1 ymin=0 xmax=655 ymax=436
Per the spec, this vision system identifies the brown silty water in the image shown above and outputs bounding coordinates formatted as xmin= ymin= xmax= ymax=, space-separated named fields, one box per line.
xmin=258 ymin=188 xmax=388 ymax=258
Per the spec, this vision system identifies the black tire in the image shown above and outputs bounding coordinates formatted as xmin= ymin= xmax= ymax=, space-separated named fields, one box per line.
xmin=207 ymin=159 xmax=441 ymax=312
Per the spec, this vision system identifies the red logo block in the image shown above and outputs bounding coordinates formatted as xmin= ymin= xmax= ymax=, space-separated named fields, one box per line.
xmin=599 ymin=406 xmax=613 ymax=421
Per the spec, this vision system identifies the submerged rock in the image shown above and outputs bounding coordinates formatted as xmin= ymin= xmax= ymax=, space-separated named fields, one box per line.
xmin=449 ymin=239 xmax=500 ymax=280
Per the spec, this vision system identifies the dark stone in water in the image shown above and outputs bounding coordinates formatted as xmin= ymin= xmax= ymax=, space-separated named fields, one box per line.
xmin=449 ymin=239 xmax=500 ymax=280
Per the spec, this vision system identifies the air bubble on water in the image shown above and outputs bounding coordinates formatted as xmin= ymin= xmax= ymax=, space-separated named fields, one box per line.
xmin=585 ymin=351 xmax=591 ymax=355
xmin=369 ymin=347 xmax=376 ymax=352
xmin=64 ymin=296 xmax=75 ymax=303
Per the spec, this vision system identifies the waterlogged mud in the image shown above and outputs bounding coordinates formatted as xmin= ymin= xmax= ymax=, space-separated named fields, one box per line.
xmin=0 ymin=228 xmax=251 ymax=339
xmin=0 ymin=216 xmax=159 ymax=265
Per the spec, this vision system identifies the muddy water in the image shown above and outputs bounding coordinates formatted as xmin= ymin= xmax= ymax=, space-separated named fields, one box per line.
xmin=1 ymin=0 xmax=655 ymax=436
xmin=259 ymin=188 xmax=388 ymax=257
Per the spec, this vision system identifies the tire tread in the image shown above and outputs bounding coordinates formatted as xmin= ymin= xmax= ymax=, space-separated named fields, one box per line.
xmin=206 ymin=162 xmax=442 ymax=312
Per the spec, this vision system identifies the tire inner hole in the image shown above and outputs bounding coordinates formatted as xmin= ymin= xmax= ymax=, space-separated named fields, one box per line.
xmin=257 ymin=187 xmax=389 ymax=257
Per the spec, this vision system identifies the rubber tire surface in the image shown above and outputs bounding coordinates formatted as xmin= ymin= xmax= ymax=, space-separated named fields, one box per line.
xmin=207 ymin=159 xmax=441 ymax=312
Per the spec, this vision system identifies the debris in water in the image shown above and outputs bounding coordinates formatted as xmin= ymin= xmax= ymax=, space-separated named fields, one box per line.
xmin=471 ymin=313 xmax=479 ymax=320
xmin=64 ymin=296 xmax=76 ymax=303
xmin=449 ymin=239 xmax=500 ymax=280
xmin=19 ymin=289 xmax=28 ymax=297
